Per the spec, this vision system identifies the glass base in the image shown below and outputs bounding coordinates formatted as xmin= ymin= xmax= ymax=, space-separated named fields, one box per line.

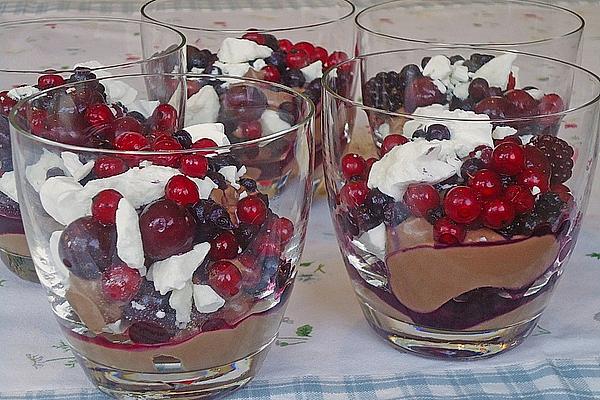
xmin=359 ymin=301 xmax=540 ymax=360
xmin=73 ymin=339 xmax=274 ymax=399
xmin=0 ymin=248 xmax=38 ymax=283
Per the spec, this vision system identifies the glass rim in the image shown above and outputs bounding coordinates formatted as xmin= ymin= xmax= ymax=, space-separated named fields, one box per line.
xmin=355 ymin=0 xmax=585 ymax=47
xmin=141 ymin=0 xmax=356 ymax=34
xmin=322 ymin=47 xmax=600 ymax=124
xmin=0 ymin=17 xmax=187 ymax=74
xmin=9 ymin=72 xmax=315 ymax=156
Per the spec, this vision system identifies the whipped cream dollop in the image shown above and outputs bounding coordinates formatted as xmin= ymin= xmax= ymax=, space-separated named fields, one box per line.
xmin=7 ymin=85 xmax=40 ymax=101
xmin=0 ymin=171 xmax=18 ymax=203
xmin=260 ymin=109 xmax=292 ymax=135
xmin=492 ymin=125 xmax=518 ymax=140
xmin=60 ymin=152 xmax=94 ymax=181
xmin=472 ymin=53 xmax=517 ymax=90
xmin=185 ymin=85 xmax=220 ymax=126
xmin=402 ymin=104 xmax=494 ymax=158
xmin=423 ymin=55 xmax=452 ymax=82
xmin=301 ymin=60 xmax=323 ymax=83
xmin=217 ymin=38 xmax=273 ymax=64
xmin=368 ymin=139 xmax=461 ymax=200
xmin=115 ymin=198 xmax=146 ymax=276
xmin=26 ymin=149 xmax=65 ymax=192
xmin=127 ymin=100 xmax=160 ymax=118
xmin=185 ymin=122 xmax=230 ymax=146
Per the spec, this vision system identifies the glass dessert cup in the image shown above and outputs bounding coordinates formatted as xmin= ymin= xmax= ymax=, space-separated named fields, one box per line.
xmin=355 ymin=0 xmax=584 ymax=62
xmin=141 ymin=0 xmax=355 ymax=187
xmin=9 ymin=73 xmax=314 ymax=398
xmin=322 ymin=48 xmax=600 ymax=359
xmin=0 ymin=17 xmax=185 ymax=282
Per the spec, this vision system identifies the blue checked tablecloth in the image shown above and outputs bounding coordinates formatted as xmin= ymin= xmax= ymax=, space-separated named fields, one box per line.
xmin=4 ymin=1 xmax=600 ymax=399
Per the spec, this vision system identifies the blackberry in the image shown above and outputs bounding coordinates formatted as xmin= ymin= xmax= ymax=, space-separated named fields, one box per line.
xmin=535 ymin=192 xmax=564 ymax=221
xmin=353 ymin=204 xmax=383 ymax=232
xmin=383 ymin=201 xmax=410 ymax=227
xmin=363 ymin=71 xmax=404 ymax=112
xmin=425 ymin=206 xmax=444 ymax=224
xmin=530 ymin=135 xmax=574 ymax=184
xmin=463 ymin=53 xmax=495 ymax=73
xmin=186 ymin=45 xmax=217 ymax=72
xmin=449 ymin=96 xmax=474 ymax=112
xmin=449 ymin=55 xmax=465 ymax=64
xmin=239 ymin=177 xmax=258 ymax=192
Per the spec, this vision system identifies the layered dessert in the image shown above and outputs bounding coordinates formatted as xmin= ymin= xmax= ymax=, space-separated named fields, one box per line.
xmin=184 ymin=34 xmax=349 ymax=181
xmin=14 ymin=75 xmax=299 ymax=373
xmin=336 ymin=53 xmax=574 ymax=331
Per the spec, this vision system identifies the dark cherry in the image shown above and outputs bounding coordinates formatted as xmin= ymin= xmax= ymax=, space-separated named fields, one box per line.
xmin=474 ymin=96 xmax=507 ymax=119
xmin=101 ymin=263 xmax=142 ymax=302
xmin=91 ymin=189 xmax=123 ymax=225
xmin=538 ymin=93 xmax=565 ymax=127
xmin=139 ymin=199 xmax=196 ymax=261
xmin=223 ymin=85 xmax=268 ymax=123
xmin=239 ymin=120 xmax=262 ymax=140
xmin=505 ymin=89 xmax=538 ymax=117
xmin=209 ymin=231 xmax=239 ymax=260
xmin=524 ymin=145 xmax=552 ymax=177
xmin=58 ymin=216 xmax=117 ymax=280
xmin=404 ymin=77 xmax=445 ymax=113
xmin=93 ymin=156 xmax=128 ymax=178
xmin=468 ymin=78 xmax=489 ymax=102
xmin=443 ymin=186 xmax=481 ymax=224
xmin=403 ymin=184 xmax=440 ymax=217
xmin=281 ymin=69 xmax=306 ymax=88
xmin=113 ymin=116 xmax=143 ymax=135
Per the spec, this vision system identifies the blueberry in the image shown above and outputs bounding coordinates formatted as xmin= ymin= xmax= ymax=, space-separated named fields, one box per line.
xmin=172 ymin=129 xmax=192 ymax=149
xmin=282 ymin=69 xmax=305 ymax=88
xmin=126 ymin=111 xmax=146 ymax=123
xmin=412 ymin=129 xmax=427 ymax=139
xmin=208 ymin=154 xmax=241 ymax=171
xmin=426 ymin=124 xmax=451 ymax=141
xmin=239 ymin=177 xmax=257 ymax=192
xmin=460 ymin=158 xmax=485 ymax=179
xmin=449 ymin=55 xmax=465 ymax=64
xmin=449 ymin=96 xmax=474 ymax=111
xmin=265 ymin=51 xmax=287 ymax=71
xmin=278 ymin=101 xmax=298 ymax=125
xmin=186 ymin=45 xmax=216 ymax=72
xmin=383 ymin=202 xmax=409 ymax=227
xmin=235 ymin=223 xmax=260 ymax=250
xmin=190 ymin=199 xmax=234 ymax=231
xmin=46 ymin=167 xmax=64 ymax=179
xmin=426 ymin=206 xmax=444 ymax=224
xmin=366 ymin=189 xmax=393 ymax=210
xmin=421 ymin=57 xmax=431 ymax=69
xmin=353 ymin=204 xmax=383 ymax=232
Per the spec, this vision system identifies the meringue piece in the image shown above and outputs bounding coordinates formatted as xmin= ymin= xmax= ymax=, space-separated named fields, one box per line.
xmin=252 ymin=58 xmax=267 ymax=71
xmin=115 ymin=198 xmax=146 ymax=276
xmin=453 ymin=82 xmax=470 ymax=100
xmin=432 ymin=79 xmax=447 ymax=94
xmin=368 ymin=139 xmax=461 ymax=200
xmin=26 ymin=149 xmax=64 ymax=191
xmin=7 ymin=85 xmax=40 ymax=101
xmin=0 ymin=171 xmax=19 ymax=203
xmin=260 ymin=109 xmax=292 ymax=135
xmin=525 ymin=88 xmax=544 ymax=101
xmin=49 ymin=230 xmax=70 ymax=289
xmin=185 ymin=85 xmax=220 ymax=126
xmin=127 ymin=100 xmax=160 ymax=118
xmin=473 ymin=53 xmax=517 ymax=90
xmin=354 ymin=223 xmax=386 ymax=260
xmin=104 ymin=79 xmax=138 ymax=107
xmin=72 ymin=60 xmax=111 ymax=78
xmin=193 ymin=284 xmax=225 ymax=313
xmin=149 ymin=242 xmax=211 ymax=295
xmin=213 ymin=61 xmax=251 ymax=77
xmin=423 ymin=55 xmax=452 ymax=82
xmin=301 ymin=60 xmax=323 ymax=83
xmin=190 ymin=177 xmax=218 ymax=199
xmin=219 ymin=166 xmax=240 ymax=189
xmin=492 ymin=126 xmax=518 ymax=140
xmin=217 ymin=38 xmax=273 ymax=64
xmin=61 ymin=152 xmax=94 ymax=181
xmin=39 ymin=176 xmax=90 ymax=225
xmin=185 ymin=122 xmax=230 ymax=146
xmin=169 ymin=281 xmax=194 ymax=324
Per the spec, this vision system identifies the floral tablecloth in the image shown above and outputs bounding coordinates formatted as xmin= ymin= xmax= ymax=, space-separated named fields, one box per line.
xmin=3 ymin=1 xmax=600 ymax=399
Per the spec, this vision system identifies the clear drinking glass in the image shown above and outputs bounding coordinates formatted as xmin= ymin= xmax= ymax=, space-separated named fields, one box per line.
xmin=10 ymin=73 xmax=314 ymax=398
xmin=0 ymin=17 xmax=185 ymax=282
xmin=141 ymin=0 xmax=355 ymax=185
xmin=355 ymin=0 xmax=584 ymax=62
xmin=322 ymin=48 xmax=600 ymax=359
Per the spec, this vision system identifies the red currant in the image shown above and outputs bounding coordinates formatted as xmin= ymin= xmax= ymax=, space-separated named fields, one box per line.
xmin=151 ymin=103 xmax=178 ymax=132
xmin=277 ymin=38 xmax=293 ymax=52
xmin=29 ymin=109 xmax=47 ymax=135
xmin=324 ymin=51 xmax=349 ymax=70
xmin=403 ymin=184 xmax=440 ymax=217
xmin=114 ymin=131 xmax=149 ymax=151
xmin=165 ymin=175 xmax=200 ymax=206
xmin=85 ymin=103 xmax=115 ymax=126
xmin=468 ymin=169 xmax=503 ymax=200
xmin=239 ymin=120 xmax=263 ymax=140
xmin=444 ymin=186 xmax=482 ymax=224
xmin=517 ymin=168 xmax=550 ymax=194
xmin=0 ymin=91 xmax=17 ymax=115
xmin=505 ymin=89 xmax=538 ymax=117
xmin=340 ymin=181 xmax=369 ymax=208
xmin=341 ymin=153 xmax=366 ymax=179
xmin=37 ymin=74 xmax=65 ymax=90
xmin=113 ymin=116 xmax=143 ymax=135
xmin=208 ymin=260 xmax=242 ymax=297
xmin=481 ymin=198 xmax=515 ymax=229
xmin=180 ymin=153 xmax=208 ymax=177
xmin=209 ymin=231 xmax=239 ymax=260
xmin=94 ymin=156 xmax=128 ymax=178
xmin=237 ymin=195 xmax=268 ymax=225
xmin=151 ymin=138 xmax=183 ymax=167
xmin=286 ymin=48 xmax=310 ymax=69
xmin=504 ymin=184 xmax=535 ymax=214
xmin=313 ymin=46 xmax=328 ymax=64
xmin=491 ymin=142 xmax=525 ymax=176
xmin=272 ymin=216 xmax=294 ymax=245
xmin=381 ymin=134 xmax=409 ymax=155
xmin=91 ymin=189 xmax=123 ymax=225
xmin=433 ymin=217 xmax=466 ymax=245
xmin=192 ymin=138 xmax=218 ymax=149
xmin=292 ymin=41 xmax=315 ymax=61
xmin=262 ymin=65 xmax=281 ymax=83
xmin=102 ymin=263 xmax=142 ymax=302
xmin=538 ymin=93 xmax=565 ymax=126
